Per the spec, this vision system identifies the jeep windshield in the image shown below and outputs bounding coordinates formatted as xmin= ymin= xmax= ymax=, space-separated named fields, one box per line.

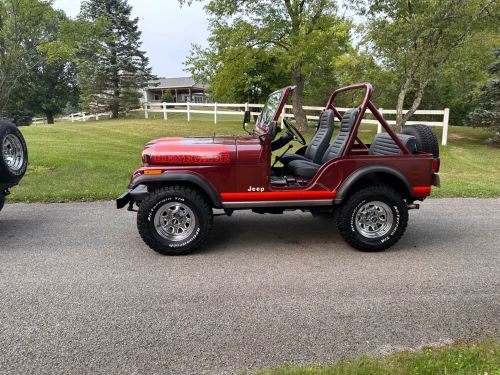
xmin=255 ymin=87 xmax=291 ymax=133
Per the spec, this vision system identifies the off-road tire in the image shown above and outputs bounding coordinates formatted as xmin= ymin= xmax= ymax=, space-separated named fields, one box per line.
xmin=137 ymin=186 xmax=213 ymax=255
xmin=337 ymin=185 xmax=408 ymax=252
xmin=0 ymin=121 xmax=28 ymax=183
xmin=402 ymin=124 xmax=439 ymax=158
xmin=0 ymin=193 xmax=4 ymax=213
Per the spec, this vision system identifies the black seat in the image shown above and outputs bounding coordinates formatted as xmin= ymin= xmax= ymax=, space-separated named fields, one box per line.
xmin=280 ymin=109 xmax=335 ymax=165
xmin=288 ymin=108 xmax=359 ymax=179
xmin=369 ymin=133 xmax=417 ymax=155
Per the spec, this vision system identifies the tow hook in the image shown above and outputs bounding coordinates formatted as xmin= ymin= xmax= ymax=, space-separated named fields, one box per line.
xmin=407 ymin=202 xmax=420 ymax=210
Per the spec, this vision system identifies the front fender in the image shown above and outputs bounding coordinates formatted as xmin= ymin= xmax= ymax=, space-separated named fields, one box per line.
xmin=129 ymin=172 xmax=222 ymax=208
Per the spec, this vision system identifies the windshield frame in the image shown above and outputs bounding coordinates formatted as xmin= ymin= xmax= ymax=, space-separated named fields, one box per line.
xmin=254 ymin=86 xmax=293 ymax=135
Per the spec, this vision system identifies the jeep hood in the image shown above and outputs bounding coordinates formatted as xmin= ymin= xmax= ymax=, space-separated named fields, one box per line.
xmin=142 ymin=136 xmax=239 ymax=165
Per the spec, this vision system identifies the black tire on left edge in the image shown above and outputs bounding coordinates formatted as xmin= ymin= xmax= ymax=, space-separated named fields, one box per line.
xmin=0 ymin=120 xmax=28 ymax=183
xmin=337 ymin=185 xmax=408 ymax=252
xmin=0 ymin=193 xmax=4 ymax=213
xmin=137 ymin=186 xmax=213 ymax=255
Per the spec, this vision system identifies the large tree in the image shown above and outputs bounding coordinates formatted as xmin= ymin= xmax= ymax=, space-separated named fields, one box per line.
xmin=181 ymin=0 xmax=350 ymax=130
xmin=7 ymin=9 xmax=80 ymax=124
xmin=79 ymin=0 xmax=153 ymax=118
xmin=0 ymin=0 xmax=60 ymax=113
xmin=185 ymin=44 xmax=289 ymax=103
xmin=12 ymin=59 xmax=80 ymax=124
xmin=360 ymin=0 xmax=498 ymax=130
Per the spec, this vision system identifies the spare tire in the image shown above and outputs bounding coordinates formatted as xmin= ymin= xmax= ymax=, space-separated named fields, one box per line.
xmin=402 ymin=124 xmax=439 ymax=158
xmin=0 ymin=121 xmax=28 ymax=183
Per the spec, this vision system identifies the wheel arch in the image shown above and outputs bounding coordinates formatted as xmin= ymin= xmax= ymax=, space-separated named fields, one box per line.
xmin=334 ymin=165 xmax=412 ymax=203
xmin=131 ymin=173 xmax=222 ymax=208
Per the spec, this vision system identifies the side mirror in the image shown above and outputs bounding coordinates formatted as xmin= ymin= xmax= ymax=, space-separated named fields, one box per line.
xmin=242 ymin=110 xmax=251 ymax=132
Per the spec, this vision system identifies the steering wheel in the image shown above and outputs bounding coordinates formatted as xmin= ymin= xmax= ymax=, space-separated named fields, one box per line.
xmin=283 ymin=118 xmax=306 ymax=145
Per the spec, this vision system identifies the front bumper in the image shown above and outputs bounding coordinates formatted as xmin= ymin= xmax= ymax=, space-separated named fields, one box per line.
xmin=116 ymin=185 xmax=149 ymax=209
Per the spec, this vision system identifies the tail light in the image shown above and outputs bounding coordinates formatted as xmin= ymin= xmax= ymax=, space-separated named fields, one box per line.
xmin=432 ymin=158 xmax=440 ymax=173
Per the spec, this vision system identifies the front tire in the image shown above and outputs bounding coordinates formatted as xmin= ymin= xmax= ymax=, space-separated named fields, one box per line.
xmin=337 ymin=185 xmax=408 ymax=252
xmin=137 ymin=186 xmax=213 ymax=255
xmin=0 ymin=193 xmax=4 ymax=213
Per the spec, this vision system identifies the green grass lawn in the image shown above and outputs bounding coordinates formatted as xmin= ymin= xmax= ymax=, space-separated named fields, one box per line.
xmin=251 ymin=339 xmax=500 ymax=375
xmin=9 ymin=113 xmax=500 ymax=202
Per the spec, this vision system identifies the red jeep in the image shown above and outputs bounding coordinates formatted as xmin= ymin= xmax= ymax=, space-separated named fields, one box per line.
xmin=117 ymin=83 xmax=440 ymax=255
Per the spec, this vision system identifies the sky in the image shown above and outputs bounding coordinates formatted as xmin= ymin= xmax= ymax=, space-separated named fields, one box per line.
xmin=53 ymin=0 xmax=210 ymax=78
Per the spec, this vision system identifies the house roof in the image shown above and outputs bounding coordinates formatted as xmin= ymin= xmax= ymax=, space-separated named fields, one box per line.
xmin=148 ymin=77 xmax=205 ymax=90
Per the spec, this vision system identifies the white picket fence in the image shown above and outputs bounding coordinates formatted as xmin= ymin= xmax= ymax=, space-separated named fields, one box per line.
xmin=61 ymin=112 xmax=112 ymax=122
xmin=32 ymin=117 xmax=47 ymax=125
xmin=144 ymin=102 xmax=450 ymax=146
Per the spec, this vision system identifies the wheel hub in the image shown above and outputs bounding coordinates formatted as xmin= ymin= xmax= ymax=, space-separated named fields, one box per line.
xmin=2 ymin=134 xmax=24 ymax=172
xmin=154 ymin=202 xmax=196 ymax=241
xmin=355 ymin=201 xmax=394 ymax=239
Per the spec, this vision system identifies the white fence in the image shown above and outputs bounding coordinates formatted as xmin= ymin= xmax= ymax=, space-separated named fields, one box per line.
xmin=145 ymin=102 xmax=450 ymax=146
xmin=32 ymin=117 xmax=47 ymax=125
xmin=60 ymin=112 xmax=112 ymax=122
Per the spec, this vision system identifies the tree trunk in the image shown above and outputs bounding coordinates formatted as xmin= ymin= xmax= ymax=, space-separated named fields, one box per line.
xmin=395 ymin=89 xmax=407 ymax=132
xmin=395 ymin=79 xmax=429 ymax=131
xmin=111 ymin=87 xmax=120 ymax=119
xmin=395 ymin=75 xmax=412 ymax=132
xmin=110 ymin=41 xmax=120 ymax=119
xmin=291 ymin=66 xmax=308 ymax=132
xmin=46 ymin=112 xmax=54 ymax=124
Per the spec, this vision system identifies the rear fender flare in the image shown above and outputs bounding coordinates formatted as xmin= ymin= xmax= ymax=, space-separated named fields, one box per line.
xmin=131 ymin=173 xmax=222 ymax=208
xmin=334 ymin=165 xmax=412 ymax=203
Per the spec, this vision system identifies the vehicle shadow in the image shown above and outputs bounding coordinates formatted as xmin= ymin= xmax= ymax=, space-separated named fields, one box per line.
xmin=0 ymin=217 xmax=40 ymax=248
xmin=201 ymin=210 xmax=469 ymax=256
xmin=202 ymin=211 xmax=345 ymax=256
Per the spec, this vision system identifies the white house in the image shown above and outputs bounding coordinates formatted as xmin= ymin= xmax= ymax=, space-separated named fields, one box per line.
xmin=143 ymin=77 xmax=207 ymax=104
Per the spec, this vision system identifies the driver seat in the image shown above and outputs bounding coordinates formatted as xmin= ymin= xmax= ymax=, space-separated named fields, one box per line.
xmin=279 ymin=109 xmax=335 ymax=166
xmin=288 ymin=108 xmax=360 ymax=179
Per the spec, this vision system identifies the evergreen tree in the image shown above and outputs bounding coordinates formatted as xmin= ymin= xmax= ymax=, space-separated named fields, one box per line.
xmin=466 ymin=48 xmax=500 ymax=144
xmin=79 ymin=0 xmax=153 ymax=118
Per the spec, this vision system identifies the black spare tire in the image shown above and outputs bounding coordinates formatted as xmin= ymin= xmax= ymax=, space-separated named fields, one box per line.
xmin=402 ymin=124 xmax=439 ymax=158
xmin=0 ymin=121 xmax=28 ymax=183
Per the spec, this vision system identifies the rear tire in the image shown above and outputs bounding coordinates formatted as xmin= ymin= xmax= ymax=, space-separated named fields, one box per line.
xmin=137 ymin=186 xmax=213 ymax=255
xmin=0 ymin=193 xmax=4 ymax=213
xmin=0 ymin=121 xmax=28 ymax=183
xmin=402 ymin=124 xmax=439 ymax=158
xmin=337 ymin=185 xmax=408 ymax=252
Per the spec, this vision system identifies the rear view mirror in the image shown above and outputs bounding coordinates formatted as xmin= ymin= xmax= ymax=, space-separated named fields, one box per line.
xmin=242 ymin=110 xmax=251 ymax=132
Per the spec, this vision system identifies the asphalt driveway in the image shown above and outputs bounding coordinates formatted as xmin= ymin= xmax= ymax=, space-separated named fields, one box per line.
xmin=0 ymin=199 xmax=499 ymax=374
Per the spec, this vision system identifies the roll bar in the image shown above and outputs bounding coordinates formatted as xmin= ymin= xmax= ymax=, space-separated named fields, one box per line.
xmin=325 ymin=83 xmax=410 ymax=156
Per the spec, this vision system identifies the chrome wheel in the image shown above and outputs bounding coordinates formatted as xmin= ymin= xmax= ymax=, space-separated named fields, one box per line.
xmin=355 ymin=201 xmax=394 ymax=239
xmin=3 ymin=134 xmax=24 ymax=172
xmin=154 ymin=202 xmax=196 ymax=241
